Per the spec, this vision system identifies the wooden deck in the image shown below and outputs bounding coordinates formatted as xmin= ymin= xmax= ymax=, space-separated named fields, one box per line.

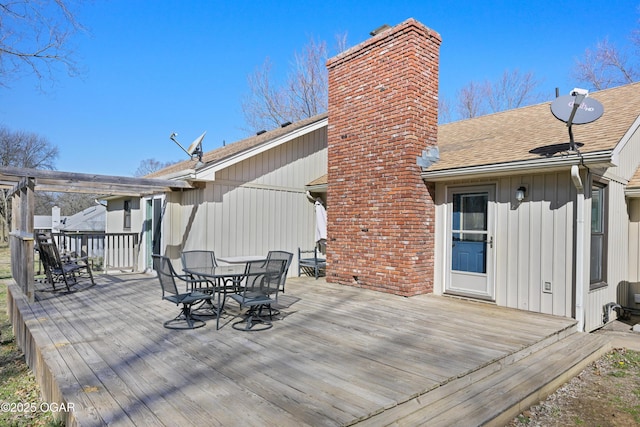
xmin=7 ymin=273 xmax=583 ymax=426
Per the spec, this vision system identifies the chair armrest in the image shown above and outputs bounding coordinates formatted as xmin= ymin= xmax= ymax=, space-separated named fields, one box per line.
xmin=176 ymin=273 xmax=209 ymax=292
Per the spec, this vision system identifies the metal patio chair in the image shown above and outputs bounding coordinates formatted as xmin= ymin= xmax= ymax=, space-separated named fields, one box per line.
xmin=265 ymin=250 xmax=293 ymax=295
xmin=180 ymin=250 xmax=222 ymax=316
xmin=228 ymin=258 xmax=286 ymax=331
xmin=152 ymin=255 xmax=214 ymax=330
xmin=180 ymin=250 xmax=218 ymax=291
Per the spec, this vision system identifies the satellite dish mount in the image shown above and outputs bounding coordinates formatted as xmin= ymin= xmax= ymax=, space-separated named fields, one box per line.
xmin=550 ymin=88 xmax=604 ymax=152
xmin=170 ymin=131 xmax=206 ymax=162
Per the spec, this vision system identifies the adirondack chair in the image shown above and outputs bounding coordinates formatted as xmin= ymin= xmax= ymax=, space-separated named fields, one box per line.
xmin=36 ymin=233 xmax=95 ymax=291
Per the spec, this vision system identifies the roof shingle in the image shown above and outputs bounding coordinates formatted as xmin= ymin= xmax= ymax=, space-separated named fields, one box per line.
xmin=148 ymin=113 xmax=328 ymax=178
xmin=431 ymin=82 xmax=640 ymax=171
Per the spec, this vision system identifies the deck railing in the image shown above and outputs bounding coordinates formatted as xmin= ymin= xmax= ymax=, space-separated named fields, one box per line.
xmin=36 ymin=231 xmax=139 ymax=272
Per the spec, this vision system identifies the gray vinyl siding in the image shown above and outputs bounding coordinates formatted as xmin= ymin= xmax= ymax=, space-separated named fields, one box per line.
xmin=163 ymin=127 xmax=327 ymax=274
xmin=609 ymin=124 xmax=640 ymax=318
xmin=627 ymin=199 xmax=640 ymax=311
xmin=615 ymin=121 xmax=640 ymax=180
xmin=434 ymin=166 xmax=639 ymax=331
xmin=434 ymin=171 xmax=576 ymax=320
xmin=629 ymin=198 xmax=640 ymax=282
xmin=583 ymin=175 xmax=628 ymax=332
xmin=495 ymin=173 xmax=575 ymax=318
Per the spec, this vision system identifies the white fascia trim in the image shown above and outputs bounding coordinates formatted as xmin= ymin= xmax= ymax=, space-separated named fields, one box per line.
xmin=421 ymin=150 xmax=614 ymax=181
xmin=625 ymin=188 xmax=640 ymax=198
xmin=611 ymin=114 xmax=640 ymax=163
xmin=147 ymin=169 xmax=198 ymax=182
xmin=199 ymin=118 xmax=328 ymax=179
xmin=305 ymin=183 xmax=328 ymax=193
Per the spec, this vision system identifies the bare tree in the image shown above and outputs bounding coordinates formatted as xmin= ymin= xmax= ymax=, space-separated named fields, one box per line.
xmin=35 ymin=191 xmax=101 ymax=220
xmin=487 ymin=69 xmax=543 ymax=112
xmin=35 ymin=191 xmax=57 ymax=215
xmin=242 ymin=58 xmax=291 ymax=132
xmin=134 ymin=158 xmax=177 ymax=177
xmin=242 ymin=35 xmax=345 ymax=133
xmin=456 ymin=81 xmax=489 ymax=120
xmin=0 ymin=127 xmax=58 ymax=168
xmin=573 ymin=38 xmax=638 ymax=90
xmin=0 ymin=126 xmax=59 ymax=240
xmin=444 ymin=69 xmax=543 ymax=123
xmin=0 ymin=0 xmax=84 ymax=87
xmin=438 ymin=97 xmax=452 ymax=124
xmin=52 ymin=191 xmax=100 ymax=215
xmin=287 ymin=37 xmax=328 ymax=119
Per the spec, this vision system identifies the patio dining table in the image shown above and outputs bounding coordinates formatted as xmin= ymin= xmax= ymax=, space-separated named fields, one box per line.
xmin=217 ymin=255 xmax=267 ymax=264
xmin=183 ymin=263 xmax=260 ymax=329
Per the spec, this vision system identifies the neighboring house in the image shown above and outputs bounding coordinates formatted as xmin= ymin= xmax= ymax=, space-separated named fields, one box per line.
xmin=58 ymin=204 xmax=106 ymax=232
xmin=36 ymin=204 xmax=107 ymax=259
xmin=34 ymin=205 xmax=106 ymax=233
xmin=107 ymin=17 xmax=640 ymax=332
xmin=34 ymin=206 xmax=64 ymax=232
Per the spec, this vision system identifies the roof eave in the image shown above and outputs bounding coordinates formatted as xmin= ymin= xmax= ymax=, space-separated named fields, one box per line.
xmin=421 ymin=151 xmax=615 ymax=182
xmin=305 ymin=183 xmax=327 ymax=193
xmin=625 ymin=188 xmax=640 ymax=198
xmin=198 ymin=117 xmax=328 ymax=180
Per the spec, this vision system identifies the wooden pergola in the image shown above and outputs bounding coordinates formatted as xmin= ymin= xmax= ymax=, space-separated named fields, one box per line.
xmin=0 ymin=166 xmax=194 ymax=302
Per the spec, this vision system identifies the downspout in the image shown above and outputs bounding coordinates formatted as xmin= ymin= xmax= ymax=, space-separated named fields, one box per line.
xmin=571 ymin=165 xmax=585 ymax=332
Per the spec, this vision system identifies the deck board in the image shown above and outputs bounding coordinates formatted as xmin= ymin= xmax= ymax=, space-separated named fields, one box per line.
xmin=9 ymin=274 xmax=577 ymax=426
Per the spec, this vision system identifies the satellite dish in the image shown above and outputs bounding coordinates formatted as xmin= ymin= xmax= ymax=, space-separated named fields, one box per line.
xmin=550 ymin=89 xmax=604 ymax=151
xmin=551 ymin=95 xmax=604 ymax=124
xmin=170 ymin=131 xmax=206 ymax=162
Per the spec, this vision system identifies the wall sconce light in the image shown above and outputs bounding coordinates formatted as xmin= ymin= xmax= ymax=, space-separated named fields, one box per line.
xmin=515 ymin=186 xmax=527 ymax=202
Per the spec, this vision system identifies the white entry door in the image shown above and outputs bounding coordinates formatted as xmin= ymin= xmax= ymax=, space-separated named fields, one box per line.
xmin=446 ymin=185 xmax=495 ymax=300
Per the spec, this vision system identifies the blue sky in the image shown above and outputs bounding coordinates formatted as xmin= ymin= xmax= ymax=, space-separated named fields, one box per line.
xmin=1 ymin=0 xmax=639 ymax=177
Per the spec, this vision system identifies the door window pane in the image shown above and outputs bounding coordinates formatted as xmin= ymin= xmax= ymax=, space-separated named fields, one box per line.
xmin=452 ymin=193 xmax=488 ymax=232
xmin=452 ymin=192 xmax=488 ymax=274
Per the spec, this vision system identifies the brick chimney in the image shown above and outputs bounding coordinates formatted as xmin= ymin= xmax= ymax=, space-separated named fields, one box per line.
xmin=326 ymin=18 xmax=441 ymax=296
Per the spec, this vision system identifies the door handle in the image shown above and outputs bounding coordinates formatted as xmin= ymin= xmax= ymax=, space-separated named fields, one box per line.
xmin=486 ymin=236 xmax=493 ymax=248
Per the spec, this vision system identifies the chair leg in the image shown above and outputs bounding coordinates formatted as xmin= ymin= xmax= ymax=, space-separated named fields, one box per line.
xmin=85 ymin=264 xmax=95 ymax=285
xmin=164 ymin=303 xmax=206 ymax=330
xmin=232 ymin=305 xmax=273 ymax=331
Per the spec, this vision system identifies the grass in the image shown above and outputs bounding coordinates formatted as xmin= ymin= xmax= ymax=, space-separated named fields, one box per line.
xmin=0 ymin=244 xmax=62 ymax=427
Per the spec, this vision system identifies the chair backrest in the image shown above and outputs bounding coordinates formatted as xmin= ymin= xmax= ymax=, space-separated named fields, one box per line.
xmin=266 ymin=251 xmax=293 ymax=289
xmin=181 ymin=250 xmax=218 ymax=270
xmin=299 ymin=247 xmax=318 ymax=260
xmin=35 ymin=231 xmax=53 ymax=246
xmin=243 ymin=259 xmax=286 ymax=298
xmin=38 ymin=241 xmax=62 ymax=271
xmin=152 ymin=255 xmax=180 ymax=298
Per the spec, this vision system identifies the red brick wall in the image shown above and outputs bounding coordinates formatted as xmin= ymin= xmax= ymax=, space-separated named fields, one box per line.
xmin=325 ymin=18 xmax=441 ymax=296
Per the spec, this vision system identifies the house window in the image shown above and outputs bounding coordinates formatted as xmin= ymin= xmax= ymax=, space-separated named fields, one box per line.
xmin=123 ymin=200 xmax=132 ymax=230
xmin=590 ymin=184 xmax=607 ymax=288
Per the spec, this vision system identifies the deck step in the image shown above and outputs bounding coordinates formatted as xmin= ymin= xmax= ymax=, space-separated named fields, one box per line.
xmin=356 ymin=332 xmax=610 ymax=426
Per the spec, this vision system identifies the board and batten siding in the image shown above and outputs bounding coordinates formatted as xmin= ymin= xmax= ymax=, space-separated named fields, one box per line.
xmin=609 ymin=123 xmax=640 ymax=317
xmin=434 ymin=171 xmax=576 ymax=320
xmin=629 ymin=198 xmax=640 ymax=282
xmin=583 ymin=173 xmax=628 ymax=331
xmin=164 ymin=127 xmax=327 ymax=274
xmin=613 ymin=120 xmax=640 ymax=180
xmin=627 ymin=199 xmax=640 ymax=313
